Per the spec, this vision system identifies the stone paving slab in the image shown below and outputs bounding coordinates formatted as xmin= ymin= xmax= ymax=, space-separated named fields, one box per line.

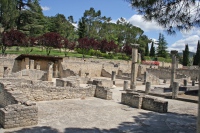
xmin=0 ymin=87 xmax=198 ymax=133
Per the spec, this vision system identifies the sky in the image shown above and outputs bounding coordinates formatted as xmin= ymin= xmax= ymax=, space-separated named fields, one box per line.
xmin=40 ymin=0 xmax=200 ymax=53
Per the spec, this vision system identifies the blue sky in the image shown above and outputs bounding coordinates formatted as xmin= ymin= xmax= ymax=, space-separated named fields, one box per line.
xmin=40 ymin=0 xmax=200 ymax=52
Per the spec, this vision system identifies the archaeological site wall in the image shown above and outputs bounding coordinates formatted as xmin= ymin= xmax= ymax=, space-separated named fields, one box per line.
xmin=0 ymin=82 xmax=38 ymax=128
xmin=121 ymin=93 xmax=168 ymax=113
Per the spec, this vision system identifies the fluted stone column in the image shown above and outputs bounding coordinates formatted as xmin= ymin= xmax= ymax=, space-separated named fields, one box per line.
xmin=130 ymin=44 xmax=139 ymax=90
xmin=170 ymin=50 xmax=178 ymax=88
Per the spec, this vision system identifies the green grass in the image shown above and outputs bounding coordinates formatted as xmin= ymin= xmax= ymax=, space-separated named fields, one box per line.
xmin=5 ymin=46 xmax=93 ymax=58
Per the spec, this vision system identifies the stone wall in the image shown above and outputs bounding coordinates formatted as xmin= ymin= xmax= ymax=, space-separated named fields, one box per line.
xmin=142 ymin=96 xmax=168 ymax=113
xmin=147 ymin=68 xmax=188 ymax=80
xmin=92 ymin=79 xmax=113 ymax=88
xmin=95 ymin=86 xmax=112 ymax=100
xmin=0 ymin=83 xmax=17 ymax=107
xmin=0 ymin=57 xmax=16 ymax=77
xmin=0 ymin=104 xmax=38 ymax=129
xmin=146 ymin=72 xmax=160 ymax=85
xmin=7 ymin=69 xmax=47 ymax=80
xmin=0 ymin=81 xmax=38 ymax=129
xmin=121 ymin=93 xmax=143 ymax=109
xmin=121 ymin=93 xmax=168 ymax=113
xmin=16 ymin=84 xmax=96 ymax=101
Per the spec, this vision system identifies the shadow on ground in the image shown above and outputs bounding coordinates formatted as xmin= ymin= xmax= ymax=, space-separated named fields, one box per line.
xmin=3 ymin=111 xmax=196 ymax=133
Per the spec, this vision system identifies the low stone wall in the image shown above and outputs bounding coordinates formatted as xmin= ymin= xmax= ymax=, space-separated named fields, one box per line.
xmin=121 ymin=93 xmax=143 ymax=109
xmin=0 ymin=84 xmax=18 ymax=108
xmin=0 ymin=82 xmax=38 ymax=129
xmin=121 ymin=93 xmax=168 ymax=113
xmin=0 ymin=104 xmax=38 ymax=129
xmin=95 ymin=86 xmax=112 ymax=100
xmin=92 ymin=79 xmax=113 ymax=88
xmin=8 ymin=69 xmax=47 ymax=81
xmin=142 ymin=96 xmax=168 ymax=113
xmin=16 ymin=84 xmax=96 ymax=101
xmin=146 ymin=72 xmax=160 ymax=85
xmin=56 ymin=78 xmax=80 ymax=87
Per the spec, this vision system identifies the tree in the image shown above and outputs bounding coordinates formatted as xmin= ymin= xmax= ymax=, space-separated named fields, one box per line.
xmin=62 ymin=38 xmax=75 ymax=57
xmin=1 ymin=29 xmax=26 ymax=54
xmin=125 ymin=0 xmax=200 ymax=34
xmin=0 ymin=0 xmax=18 ymax=31
xmin=182 ymin=44 xmax=190 ymax=66
xmin=156 ymin=33 xmax=168 ymax=58
xmin=78 ymin=17 xmax=87 ymax=39
xmin=16 ymin=0 xmax=45 ymax=36
xmin=193 ymin=40 xmax=200 ymax=65
xmin=145 ymin=43 xmax=149 ymax=56
xmin=38 ymin=32 xmax=62 ymax=56
xmin=149 ymin=42 xmax=155 ymax=57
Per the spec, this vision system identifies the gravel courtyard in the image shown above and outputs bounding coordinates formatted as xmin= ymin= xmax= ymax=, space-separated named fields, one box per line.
xmin=1 ymin=87 xmax=198 ymax=133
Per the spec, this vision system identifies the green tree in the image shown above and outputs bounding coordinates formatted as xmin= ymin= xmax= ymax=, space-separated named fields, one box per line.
xmin=16 ymin=0 xmax=45 ymax=36
xmin=125 ymin=0 xmax=200 ymax=34
xmin=182 ymin=44 xmax=190 ymax=66
xmin=78 ymin=17 xmax=87 ymax=39
xmin=157 ymin=33 xmax=168 ymax=58
xmin=193 ymin=40 xmax=200 ymax=65
xmin=145 ymin=43 xmax=149 ymax=56
xmin=149 ymin=42 xmax=155 ymax=57
xmin=0 ymin=0 xmax=18 ymax=31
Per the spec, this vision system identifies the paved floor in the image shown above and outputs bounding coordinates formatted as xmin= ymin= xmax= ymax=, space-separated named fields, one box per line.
xmin=1 ymin=87 xmax=198 ymax=133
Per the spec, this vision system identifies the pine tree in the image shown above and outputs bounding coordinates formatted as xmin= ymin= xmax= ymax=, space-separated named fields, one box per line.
xmin=78 ymin=17 xmax=86 ymax=39
xmin=193 ymin=40 xmax=200 ymax=65
xmin=145 ymin=43 xmax=149 ymax=56
xmin=149 ymin=42 xmax=155 ymax=57
xmin=182 ymin=44 xmax=190 ymax=66
xmin=157 ymin=33 xmax=168 ymax=58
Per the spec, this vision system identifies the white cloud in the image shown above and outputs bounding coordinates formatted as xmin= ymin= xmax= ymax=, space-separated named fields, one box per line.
xmin=41 ymin=6 xmax=50 ymax=11
xmin=169 ymin=35 xmax=200 ymax=52
xmin=128 ymin=15 xmax=163 ymax=32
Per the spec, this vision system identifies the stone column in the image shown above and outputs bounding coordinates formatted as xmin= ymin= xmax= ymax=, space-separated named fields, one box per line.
xmin=143 ymin=72 xmax=147 ymax=85
xmin=29 ymin=60 xmax=34 ymax=69
xmin=192 ymin=80 xmax=195 ymax=86
xmin=111 ymin=71 xmax=116 ymax=85
xmin=54 ymin=64 xmax=59 ymax=78
xmin=137 ymin=65 xmax=142 ymax=77
xmin=172 ymin=82 xmax=179 ymax=99
xmin=170 ymin=50 xmax=178 ymax=88
xmin=36 ymin=64 xmax=40 ymax=70
xmin=123 ymin=80 xmax=128 ymax=90
xmin=25 ymin=58 xmax=29 ymax=69
xmin=130 ymin=44 xmax=139 ymax=90
xmin=184 ymin=79 xmax=187 ymax=86
xmin=138 ymin=53 xmax=141 ymax=63
xmin=145 ymin=82 xmax=151 ymax=94
xmin=47 ymin=62 xmax=53 ymax=81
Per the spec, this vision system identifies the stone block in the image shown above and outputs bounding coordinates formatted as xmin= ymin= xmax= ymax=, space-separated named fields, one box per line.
xmin=121 ymin=93 xmax=143 ymax=109
xmin=142 ymin=96 xmax=168 ymax=113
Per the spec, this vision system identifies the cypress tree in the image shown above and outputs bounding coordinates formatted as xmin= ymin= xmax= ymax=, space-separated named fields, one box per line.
xmin=157 ymin=33 xmax=168 ymax=58
xmin=145 ymin=43 xmax=149 ymax=56
xmin=193 ymin=40 xmax=200 ymax=65
xmin=182 ymin=44 xmax=190 ymax=66
xmin=149 ymin=42 xmax=155 ymax=57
